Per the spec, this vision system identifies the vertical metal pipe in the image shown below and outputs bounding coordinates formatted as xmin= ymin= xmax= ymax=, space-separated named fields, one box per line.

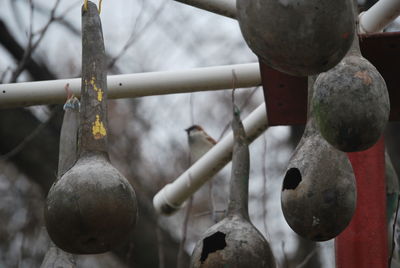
xmin=336 ymin=138 xmax=388 ymax=267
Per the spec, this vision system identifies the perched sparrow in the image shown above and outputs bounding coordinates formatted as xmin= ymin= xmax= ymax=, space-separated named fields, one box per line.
xmin=185 ymin=125 xmax=217 ymax=163
xmin=186 ymin=125 xmax=223 ymax=223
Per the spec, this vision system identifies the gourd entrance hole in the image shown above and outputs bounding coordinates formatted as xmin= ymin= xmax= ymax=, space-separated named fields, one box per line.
xmin=83 ymin=237 xmax=97 ymax=245
xmin=200 ymin=231 xmax=226 ymax=263
xmin=283 ymin=168 xmax=302 ymax=190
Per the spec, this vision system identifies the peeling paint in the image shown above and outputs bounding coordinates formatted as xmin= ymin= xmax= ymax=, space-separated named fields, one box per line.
xmin=92 ymin=114 xmax=107 ymax=139
xmin=90 ymin=77 xmax=104 ymax=102
xmin=97 ymin=90 xmax=103 ymax=102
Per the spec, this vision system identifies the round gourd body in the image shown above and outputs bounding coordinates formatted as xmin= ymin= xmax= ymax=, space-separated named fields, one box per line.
xmin=190 ymin=215 xmax=276 ymax=268
xmin=45 ymin=154 xmax=138 ymax=254
xmin=236 ymin=0 xmax=355 ymax=76
xmin=281 ymin=128 xmax=356 ymax=241
xmin=313 ymin=55 xmax=390 ymax=152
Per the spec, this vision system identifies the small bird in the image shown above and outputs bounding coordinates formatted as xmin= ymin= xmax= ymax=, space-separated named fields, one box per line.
xmin=185 ymin=125 xmax=217 ymax=163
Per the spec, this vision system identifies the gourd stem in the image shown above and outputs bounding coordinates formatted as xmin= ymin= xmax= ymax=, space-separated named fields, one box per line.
xmin=79 ymin=1 xmax=109 ymax=155
xmin=307 ymin=76 xmax=317 ymax=117
xmin=348 ymin=0 xmax=361 ymax=56
xmin=226 ymin=105 xmax=250 ymax=219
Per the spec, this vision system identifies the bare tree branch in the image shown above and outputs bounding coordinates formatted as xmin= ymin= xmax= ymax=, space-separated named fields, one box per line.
xmin=108 ymin=0 xmax=168 ymax=69
xmin=262 ymin=133 xmax=269 ymax=235
xmin=0 ymin=107 xmax=59 ymax=162
xmin=177 ymin=196 xmax=193 ymax=268
xmin=390 ymin=196 xmax=400 ymax=266
xmin=0 ymin=20 xmax=55 ymax=81
xmin=10 ymin=0 xmax=61 ymax=82
xmin=296 ymin=247 xmax=318 ymax=268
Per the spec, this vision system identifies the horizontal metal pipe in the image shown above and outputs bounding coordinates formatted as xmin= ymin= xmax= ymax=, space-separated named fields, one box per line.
xmin=359 ymin=0 xmax=400 ymax=34
xmin=153 ymin=103 xmax=268 ymax=215
xmin=174 ymin=0 xmax=236 ymax=19
xmin=0 ymin=63 xmax=261 ymax=108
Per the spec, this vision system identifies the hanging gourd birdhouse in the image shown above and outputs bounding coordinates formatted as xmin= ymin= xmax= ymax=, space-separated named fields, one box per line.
xmin=190 ymin=105 xmax=276 ymax=268
xmin=312 ymin=5 xmax=390 ymax=152
xmin=236 ymin=0 xmax=355 ymax=76
xmin=42 ymin=87 xmax=78 ymax=266
xmin=281 ymin=77 xmax=356 ymax=241
xmin=44 ymin=2 xmax=138 ymax=254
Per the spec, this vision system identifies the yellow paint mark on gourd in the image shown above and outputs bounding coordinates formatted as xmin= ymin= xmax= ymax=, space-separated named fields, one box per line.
xmin=90 ymin=76 xmax=104 ymax=102
xmin=92 ymin=115 xmax=107 ymax=139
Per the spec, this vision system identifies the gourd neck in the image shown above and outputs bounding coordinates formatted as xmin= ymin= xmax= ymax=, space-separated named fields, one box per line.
xmin=347 ymin=0 xmax=361 ymax=57
xmin=347 ymin=30 xmax=361 ymax=57
xmin=226 ymin=106 xmax=250 ymax=220
xmin=304 ymin=75 xmax=318 ymax=137
xmin=79 ymin=2 xmax=109 ymax=155
xmin=307 ymin=76 xmax=317 ymax=117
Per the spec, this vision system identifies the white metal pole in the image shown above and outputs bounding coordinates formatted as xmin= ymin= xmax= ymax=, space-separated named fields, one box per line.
xmin=359 ymin=0 xmax=400 ymax=34
xmin=174 ymin=0 xmax=236 ymax=19
xmin=0 ymin=63 xmax=260 ymax=108
xmin=153 ymin=103 xmax=268 ymax=215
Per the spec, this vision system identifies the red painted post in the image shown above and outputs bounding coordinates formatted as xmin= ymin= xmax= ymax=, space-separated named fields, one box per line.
xmin=335 ymin=137 xmax=387 ymax=268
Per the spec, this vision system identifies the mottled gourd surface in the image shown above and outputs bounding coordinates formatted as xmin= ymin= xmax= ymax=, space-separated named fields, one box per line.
xmin=236 ymin=0 xmax=355 ymax=76
xmin=313 ymin=55 xmax=390 ymax=152
xmin=190 ymin=215 xmax=276 ymax=268
xmin=281 ymin=76 xmax=356 ymax=241
xmin=44 ymin=2 xmax=138 ymax=254
xmin=281 ymin=119 xmax=356 ymax=241
xmin=190 ymin=106 xmax=276 ymax=267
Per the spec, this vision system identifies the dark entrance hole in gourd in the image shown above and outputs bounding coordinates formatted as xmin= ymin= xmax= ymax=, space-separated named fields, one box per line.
xmin=200 ymin=231 xmax=227 ymax=263
xmin=83 ymin=237 xmax=97 ymax=245
xmin=282 ymin=168 xmax=302 ymax=190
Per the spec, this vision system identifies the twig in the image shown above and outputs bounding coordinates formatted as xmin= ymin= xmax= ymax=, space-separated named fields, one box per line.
xmin=108 ymin=0 xmax=168 ymax=69
xmin=177 ymin=196 xmax=193 ymax=268
xmin=217 ymin=86 xmax=260 ymax=141
xmin=231 ymin=69 xmax=237 ymax=105
xmin=156 ymin=224 xmax=166 ymax=268
xmin=296 ymin=247 xmax=318 ymax=268
xmin=193 ymin=210 xmax=225 ymax=218
xmin=261 ymin=133 xmax=269 ymax=235
xmin=107 ymin=0 xmax=146 ymax=69
xmin=240 ymin=86 xmax=260 ymax=111
xmin=177 ymin=84 xmax=196 ymax=268
xmin=281 ymin=241 xmax=289 ymax=268
xmin=15 ymin=0 xmax=81 ymax=36
xmin=389 ymin=195 xmax=400 ymax=267
xmin=0 ymin=67 xmax=12 ymax=83
xmin=10 ymin=0 xmax=61 ymax=82
xmin=189 ymin=93 xmax=195 ymax=127
xmin=0 ymin=107 xmax=59 ymax=161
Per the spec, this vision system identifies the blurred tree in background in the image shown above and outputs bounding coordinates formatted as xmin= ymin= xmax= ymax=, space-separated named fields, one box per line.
xmin=0 ymin=0 xmax=399 ymax=267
